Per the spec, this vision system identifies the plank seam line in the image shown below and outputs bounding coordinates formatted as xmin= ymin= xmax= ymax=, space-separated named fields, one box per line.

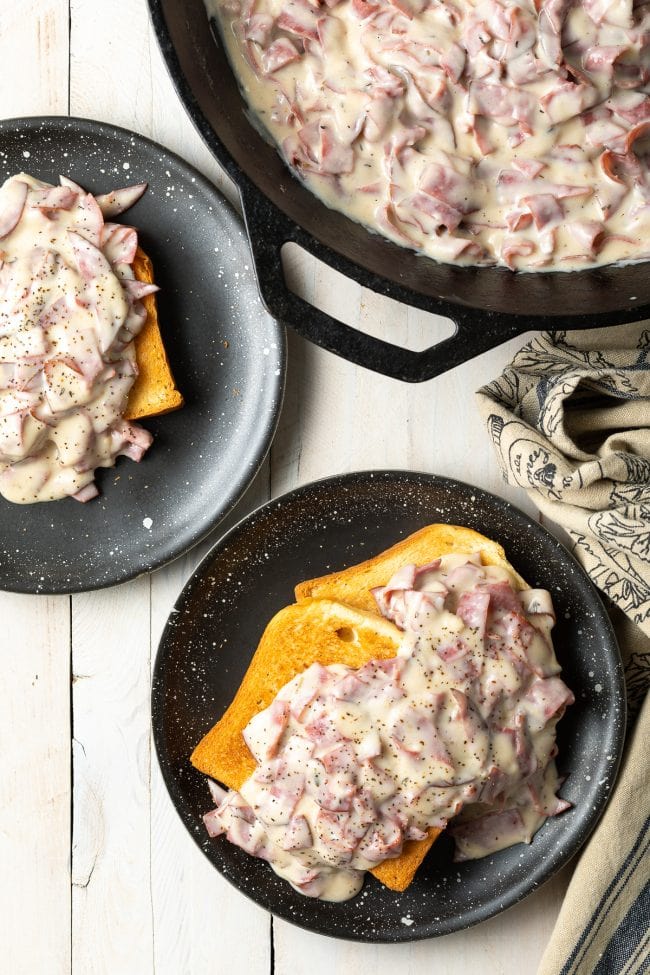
xmin=67 ymin=11 xmax=72 ymax=969
xmin=68 ymin=591 xmax=74 ymax=970
xmin=67 ymin=15 xmax=72 ymax=973
xmin=270 ymin=915 xmax=275 ymax=975
xmin=149 ymin=570 xmax=156 ymax=974
xmin=67 ymin=0 xmax=71 ymax=116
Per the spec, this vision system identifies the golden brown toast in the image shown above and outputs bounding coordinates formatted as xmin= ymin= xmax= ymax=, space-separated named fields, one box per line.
xmin=190 ymin=597 xmax=440 ymax=892
xmin=125 ymin=247 xmax=183 ymax=420
xmin=295 ymin=523 xmax=526 ymax=610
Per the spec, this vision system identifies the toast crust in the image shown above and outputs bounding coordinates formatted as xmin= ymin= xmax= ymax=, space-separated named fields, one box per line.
xmin=191 ymin=599 xmax=404 ymax=787
xmin=125 ymin=247 xmax=183 ymax=420
xmin=295 ymin=523 xmax=526 ymax=610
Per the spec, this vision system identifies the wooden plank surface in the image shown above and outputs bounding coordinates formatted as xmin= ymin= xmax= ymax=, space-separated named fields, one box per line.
xmin=0 ymin=4 xmax=71 ymax=974
xmin=0 ymin=1 xmax=574 ymax=972
xmin=68 ymin=1 xmax=271 ymax=970
xmin=149 ymin=477 xmax=273 ymax=975
xmin=0 ymin=593 xmax=72 ymax=975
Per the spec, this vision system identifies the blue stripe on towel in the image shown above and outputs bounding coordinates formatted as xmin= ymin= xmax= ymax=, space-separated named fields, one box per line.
xmin=560 ymin=817 xmax=650 ymax=975
xmin=592 ymin=881 xmax=650 ymax=975
xmin=637 ymin=949 xmax=650 ymax=975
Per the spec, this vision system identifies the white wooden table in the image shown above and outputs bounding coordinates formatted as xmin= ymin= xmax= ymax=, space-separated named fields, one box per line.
xmin=0 ymin=2 xmax=574 ymax=972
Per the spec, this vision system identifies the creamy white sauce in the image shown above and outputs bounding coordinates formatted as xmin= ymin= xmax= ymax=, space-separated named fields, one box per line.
xmin=203 ymin=554 xmax=574 ymax=900
xmin=0 ymin=174 xmax=153 ymax=503
xmin=207 ymin=0 xmax=650 ymax=269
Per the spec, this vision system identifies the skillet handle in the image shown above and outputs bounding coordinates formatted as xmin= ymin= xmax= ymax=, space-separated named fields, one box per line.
xmin=240 ymin=189 xmax=525 ymax=383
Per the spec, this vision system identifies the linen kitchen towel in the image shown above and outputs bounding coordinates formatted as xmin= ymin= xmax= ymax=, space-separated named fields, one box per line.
xmin=476 ymin=325 xmax=650 ymax=975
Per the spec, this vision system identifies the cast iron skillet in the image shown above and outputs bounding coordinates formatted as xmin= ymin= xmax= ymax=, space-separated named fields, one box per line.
xmin=149 ymin=0 xmax=650 ymax=382
xmin=152 ymin=470 xmax=626 ymax=942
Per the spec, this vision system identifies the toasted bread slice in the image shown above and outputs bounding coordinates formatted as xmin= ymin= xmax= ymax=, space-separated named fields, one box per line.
xmin=191 ymin=599 xmax=403 ymax=788
xmin=295 ymin=523 xmax=526 ymax=610
xmin=190 ymin=597 xmax=441 ymax=892
xmin=125 ymin=247 xmax=183 ymax=420
xmin=193 ymin=524 xmax=525 ymax=895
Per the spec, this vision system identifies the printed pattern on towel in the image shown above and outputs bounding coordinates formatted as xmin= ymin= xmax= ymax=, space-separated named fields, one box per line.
xmin=477 ymin=327 xmax=650 ymax=658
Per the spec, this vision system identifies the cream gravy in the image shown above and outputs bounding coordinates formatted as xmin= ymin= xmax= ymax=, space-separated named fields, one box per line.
xmin=0 ymin=174 xmax=154 ymax=504
xmin=206 ymin=0 xmax=650 ymax=269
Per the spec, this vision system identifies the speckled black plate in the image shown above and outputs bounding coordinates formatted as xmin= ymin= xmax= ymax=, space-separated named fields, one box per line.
xmin=152 ymin=470 xmax=626 ymax=943
xmin=0 ymin=117 xmax=285 ymax=594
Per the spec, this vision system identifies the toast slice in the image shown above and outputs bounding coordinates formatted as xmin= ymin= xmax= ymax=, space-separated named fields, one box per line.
xmin=191 ymin=599 xmax=403 ymax=788
xmin=190 ymin=597 xmax=442 ymax=892
xmin=295 ymin=523 xmax=526 ymax=610
xmin=192 ymin=524 xmax=526 ymax=894
xmin=125 ymin=247 xmax=183 ymax=420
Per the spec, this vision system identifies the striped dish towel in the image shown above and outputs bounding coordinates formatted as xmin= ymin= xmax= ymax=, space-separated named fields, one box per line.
xmin=476 ymin=325 xmax=650 ymax=975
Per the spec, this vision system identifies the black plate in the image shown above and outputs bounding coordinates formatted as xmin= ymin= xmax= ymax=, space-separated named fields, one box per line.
xmin=0 ymin=117 xmax=285 ymax=594
xmin=152 ymin=470 xmax=626 ymax=943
